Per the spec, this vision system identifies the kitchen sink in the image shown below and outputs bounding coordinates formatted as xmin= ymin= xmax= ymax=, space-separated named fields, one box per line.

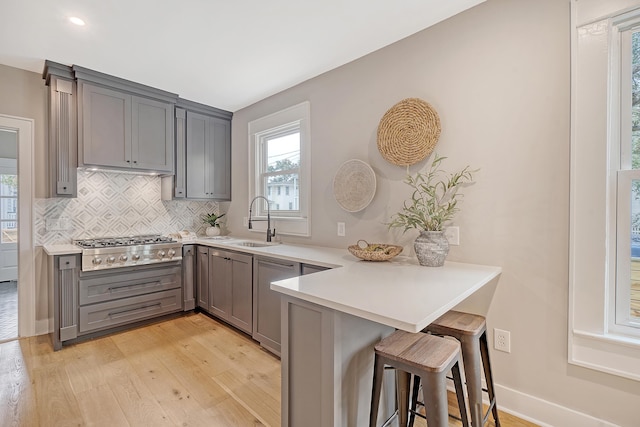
xmin=235 ymin=241 xmax=279 ymax=248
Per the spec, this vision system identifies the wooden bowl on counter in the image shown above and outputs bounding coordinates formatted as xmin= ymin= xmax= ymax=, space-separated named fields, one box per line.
xmin=347 ymin=240 xmax=403 ymax=262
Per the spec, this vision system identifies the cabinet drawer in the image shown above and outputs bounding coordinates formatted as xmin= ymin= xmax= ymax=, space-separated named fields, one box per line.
xmin=79 ymin=288 xmax=182 ymax=334
xmin=79 ymin=265 xmax=181 ymax=305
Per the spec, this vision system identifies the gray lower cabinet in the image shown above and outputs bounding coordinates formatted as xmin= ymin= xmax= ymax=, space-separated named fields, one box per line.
xmin=182 ymin=245 xmax=196 ymax=310
xmin=52 ymin=254 xmax=80 ymax=350
xmin=208 ymin=249 xmax=253 ymax=333
xmin=51 ymin=257 xmax=182 ymax=350
xmin=197 ymin=246 xmax=209 ymax=309
xmin=252 ymin=256 xmax=301 ymax=356
xmin=78 ymin=81 xmax=174 ymax=173
xmin=77 ymin=263 xmax=182 ymax=334
xmin=185 ymin=110 xmax=231 ymax=200
xmin=196 ymin=246 xmax=253 ymax=334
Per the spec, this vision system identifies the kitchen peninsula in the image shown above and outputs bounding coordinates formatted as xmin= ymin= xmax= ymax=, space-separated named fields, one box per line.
xmin=270 ymin=254 xmax=501 ymax=427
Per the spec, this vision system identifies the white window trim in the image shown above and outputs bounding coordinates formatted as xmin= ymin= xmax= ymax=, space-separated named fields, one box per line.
xmin=248 ymin=101 xmax=311 ymax=237
xmin=570 ymin=1 xmax=640 ymax=381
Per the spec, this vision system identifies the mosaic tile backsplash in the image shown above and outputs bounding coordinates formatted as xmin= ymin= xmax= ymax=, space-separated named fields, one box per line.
xmin=35 ymin=170 xmax=220 ymax=246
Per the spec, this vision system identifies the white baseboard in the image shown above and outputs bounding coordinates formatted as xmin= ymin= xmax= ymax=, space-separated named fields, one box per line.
xmin=494 ymin=383 xmax=619 ymax=427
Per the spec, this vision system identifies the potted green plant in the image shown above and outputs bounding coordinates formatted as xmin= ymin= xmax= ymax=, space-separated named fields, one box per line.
xmin=388 ymin=154 xmax=475 ymax=266
xmin=203 ymin=212 xmax=226 ymax=237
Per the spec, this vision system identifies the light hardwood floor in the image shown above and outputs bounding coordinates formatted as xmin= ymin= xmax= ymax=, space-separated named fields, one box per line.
xmin=0 ymin=313 xmax=537 ymax=426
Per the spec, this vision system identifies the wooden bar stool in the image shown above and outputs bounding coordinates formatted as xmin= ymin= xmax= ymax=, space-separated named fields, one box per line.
xmin=369 ymin=330 xmax=469 ymax=427
xmin=423 ymin=311 xmax=500 ymax=427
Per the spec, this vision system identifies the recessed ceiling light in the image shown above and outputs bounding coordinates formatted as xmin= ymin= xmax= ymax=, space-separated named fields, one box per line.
xmin=69 ymin=16 xmax=86 ymax=26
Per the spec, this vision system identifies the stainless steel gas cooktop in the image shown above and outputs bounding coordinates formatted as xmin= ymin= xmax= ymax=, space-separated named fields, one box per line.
xmin=74 ymin=234 xmax=182 ymax=271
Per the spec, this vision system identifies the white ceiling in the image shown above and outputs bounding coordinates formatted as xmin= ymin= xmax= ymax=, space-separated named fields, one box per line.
xmin=0 ymin=0 xmax=484 ymax=112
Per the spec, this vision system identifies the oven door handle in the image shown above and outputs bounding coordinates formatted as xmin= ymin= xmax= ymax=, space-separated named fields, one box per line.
xmin=108 ymin=302 xmax=162 ymax=319
xmin=107 ymin=281 xmax=161 ymax=293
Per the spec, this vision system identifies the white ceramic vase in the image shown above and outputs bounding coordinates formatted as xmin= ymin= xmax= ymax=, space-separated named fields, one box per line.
xmin=205 ymin=226 xmax=221 ymax=237
xmin=414 ymin=230 xmax=449 ymax=267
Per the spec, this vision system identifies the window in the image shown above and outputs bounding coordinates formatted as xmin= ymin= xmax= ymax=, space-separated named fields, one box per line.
xmin=248 ymin=102 xmax=310 ymax=237
xmin=0 ymin=172 xmax=17 ymax=244
xmin=615 ymin=26 xmax=640 ymax=334
xmin=570 ymin=5 xmax=640 ymax=381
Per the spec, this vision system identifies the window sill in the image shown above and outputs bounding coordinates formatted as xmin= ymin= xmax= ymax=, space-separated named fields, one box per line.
xmin=570 ymin=330 xmax=640 ymax=381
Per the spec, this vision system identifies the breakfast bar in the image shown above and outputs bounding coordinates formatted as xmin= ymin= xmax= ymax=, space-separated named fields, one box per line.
xmin=271 ymin=258 xmax=501 ymax=427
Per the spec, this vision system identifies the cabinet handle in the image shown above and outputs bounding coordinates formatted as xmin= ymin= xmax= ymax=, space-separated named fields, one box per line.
xmin=126 ymin=160 xmax=131 ymax=163
xmin=107 ymin=281 xmax=161 ymax=292
xmin=133 ymin=160 xmax=137 ymax=164
xmin=108 ymin=302 xmax=162 ymax=318
xmin=259 ymin=259 xmax=297 ymax=270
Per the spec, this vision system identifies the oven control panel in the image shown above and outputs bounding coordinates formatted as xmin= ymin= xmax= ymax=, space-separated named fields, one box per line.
xmin=81 ymin=243 xmax=182 ymax=271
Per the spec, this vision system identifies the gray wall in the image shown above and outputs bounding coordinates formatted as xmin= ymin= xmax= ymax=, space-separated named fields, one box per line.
xmin=225 ymin=0 xmax=639 ymax=425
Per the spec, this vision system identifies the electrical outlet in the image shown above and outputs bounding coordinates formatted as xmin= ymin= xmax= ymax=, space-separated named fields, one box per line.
xmin=494 ymin=328 xmax=511 ymax=353
xmin=243 ymin=217 xmax=248 ymax=227
xmin=337 ymin=222 xmax=346 ymax=237
xmin=444 ymin=226 xmax=460 ymax=245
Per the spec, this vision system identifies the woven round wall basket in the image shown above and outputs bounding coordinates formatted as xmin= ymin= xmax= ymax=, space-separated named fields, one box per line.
xmin=377 ymin=98 xmax=441 ymax=166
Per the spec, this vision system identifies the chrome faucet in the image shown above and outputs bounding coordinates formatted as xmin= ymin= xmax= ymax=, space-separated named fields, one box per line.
xmin=248 ymin=196 xmax=275 ymax=242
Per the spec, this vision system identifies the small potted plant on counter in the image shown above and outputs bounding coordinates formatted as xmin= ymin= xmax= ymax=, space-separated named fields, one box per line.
xmin=388 ymin=154 xmax=476 ymax=267
xmin=203 ymin=212 xmax=226 ymax=237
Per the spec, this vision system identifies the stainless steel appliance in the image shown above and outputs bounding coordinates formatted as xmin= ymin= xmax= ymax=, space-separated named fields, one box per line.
xmin=74 ymin=234 xmax=182 ymax=271
xmin=52 ymin=234 xmax=185 ymax=350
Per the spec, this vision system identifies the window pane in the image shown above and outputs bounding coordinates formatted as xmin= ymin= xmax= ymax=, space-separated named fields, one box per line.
xmin=1 ymin=221 xmax=17 ymax=243
xmin=1 ymin=198 xmax=17 ymax=221
xmin=631 ymin=180 xmax=640 ymax=320
xmin=632 ymin=31 xmax=640 ymax=169
xmin=0 ymin=175 xmax=17 ymax=197
xmin=267 ymin=133 xmax=300 ymax=173
xmin=267 ymin=173 xmax=299 ymax=211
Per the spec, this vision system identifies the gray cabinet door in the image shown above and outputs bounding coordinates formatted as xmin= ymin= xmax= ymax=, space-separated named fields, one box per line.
xmin=253 ymin=256 xmax=301 ymax=355
xmin=196 ymin=246 xmax=209 ymax=309
xmin=131 ymin=95 xmax=173 ymax=172
xmin=173 ymin=108 xmax=187 ymax=198
xmin=206 ymin=248 xmax=253 ymax=334
xmin=185 ymin=112 xmax=231 ymax=200
xmin=186 ymin=111 xmax=208 ymax=198
xmin=208 ymin=249 xmax=230 ymax=319
xmin=208 ymin=117 xmax=231 ymax=200
xmin=228 ymin=251 xmax=253 ymax=334
xmin=80 ymin=83 xmax=131 ymax=169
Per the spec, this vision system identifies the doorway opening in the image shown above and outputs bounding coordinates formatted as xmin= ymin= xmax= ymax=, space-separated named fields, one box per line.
xmin=0 ymin=128 xmax=17 ymax=342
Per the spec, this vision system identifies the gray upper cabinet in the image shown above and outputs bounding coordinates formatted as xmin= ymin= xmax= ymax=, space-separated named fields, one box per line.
xmin=163 ymin=99 xmax=232 ymax=201
xmin=43 ymin=61 xmax=78 ymax=198
xmin=185 ymin=111 xmax=231 ymax=200
xmin=73 ymin=64 xmax=177 ymax=174
xmin=78 ymin=82 xmax=174 ymax=173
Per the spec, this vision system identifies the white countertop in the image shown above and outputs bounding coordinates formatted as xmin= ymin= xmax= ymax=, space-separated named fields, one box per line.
xmin=195 ymin=237 xmax=501 ymax=333
xmin=271 ymin=257 xmax=501 ymax=333
xmin=43 ymin=236 xmax=501 ymax=332
xmin=43 ymin=244 xmax=82 ymax=255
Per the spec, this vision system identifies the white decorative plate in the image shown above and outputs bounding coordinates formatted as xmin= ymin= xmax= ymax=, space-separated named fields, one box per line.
xmin=333 ymin=159 xmax=377 ymax=212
